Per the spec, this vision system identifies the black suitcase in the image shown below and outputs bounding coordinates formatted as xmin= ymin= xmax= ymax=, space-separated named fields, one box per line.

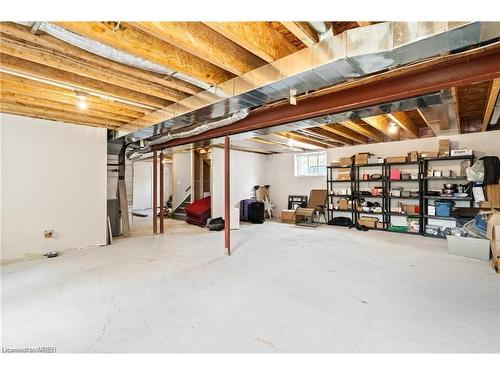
xmin=248 ymin=201 xmax=265 ymax=224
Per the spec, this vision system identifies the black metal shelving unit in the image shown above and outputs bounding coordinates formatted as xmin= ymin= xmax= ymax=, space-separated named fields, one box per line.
xmin=326 ymin=155 xmax=476 ymax=238
xmin=384 ymin=160 xmax=423 ymax=234
xmin=421 ymin=155 xmax=475 ymax=238
xmin=354 ymin=163 xmax=386 ymax=229
xmin=326 ymin=165 xmax=355 ymax=223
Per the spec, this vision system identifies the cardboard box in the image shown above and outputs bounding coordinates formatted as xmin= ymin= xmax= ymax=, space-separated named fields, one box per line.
xmin=447 ymin=236 xmax=490 ymax=260
xmin=338 ymin=156 xmax=353 ymax=166
xmin=485 ymin=184 xmax=500 ymax=208
xmin=281 ymin=209 xmax=296 ymax=223
xmin=439 ymin=139 xmax=451 ymax=157
xmin=338 ymin=198 xmax=349 ymax=210
xmin=358 ymin=216 xmax=379 ymax=228
xmin=487 ymin=210 xmax=500 ymax=240
xmin=404 ymin=204 xmax=419 ymax=214
xmin=407 ymin=151 xmax=419 ymax=162
xmin=421 ymin=151 xmax=439 ymax=158
xmin=376 ymin=221 xmax=386 ymax=229
xmin=386 ymin=156 xmax=407 ymax=164
xmin=355 ymin=153 xmax=370 ymax=165
xmin=480 ymin=201 xmax=492 ymax=209
xmin=336 ymin=173 xmax=351 ymax=181
xmin=491 ymin=239 xmax=500 ymax=262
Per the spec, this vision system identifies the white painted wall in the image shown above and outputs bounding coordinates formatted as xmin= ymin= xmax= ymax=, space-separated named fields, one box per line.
xmin=211 ymin=148 xmax=267 ymax=218
xmin=132 ymin=160 xmax=172 ymax=210
xmin=172 ymin=151 xmax=193 ymax=209
xmin=267 ymin=130 xmax=500 ymax=215
xmin=1 ymin=114 xmax=107 ymax=261
xmin=132 ymin=161 xmax=152 ymax=210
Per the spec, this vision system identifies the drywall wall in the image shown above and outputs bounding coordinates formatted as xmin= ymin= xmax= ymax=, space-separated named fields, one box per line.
xmin=267 ymin=130 xmax=500 ymax=215
xmin=172 ymin=151 xmax=193 ymax=209
xmin=265 ymin=152 xmax=325 ymax=213
xmin=132 ymin=160 xmax=172 ymax=210
xmin=133 ymin=161 xmax=152 ymax=210
xmin=211 ymin=148 xmax=267 ymax=218
xmin=1 ymin=114 xmax=107 ymax=261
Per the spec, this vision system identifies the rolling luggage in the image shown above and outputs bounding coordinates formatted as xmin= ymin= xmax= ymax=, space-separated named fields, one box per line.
xmin=240 ymin=199 xmax=254 ymax=221
xmin=248 ymin=201 xmax=265 ymax=224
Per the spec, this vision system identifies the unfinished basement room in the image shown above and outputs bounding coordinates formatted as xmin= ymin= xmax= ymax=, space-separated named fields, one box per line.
xmin=1 ymin=2 xmax=500 ymax=372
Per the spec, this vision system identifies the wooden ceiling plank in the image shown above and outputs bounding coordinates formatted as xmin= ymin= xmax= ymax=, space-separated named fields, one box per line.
xmin=55 ymin=22 xmax=234 ymax=86
xmin=281 ymin=22 xmax=319 ymax=47
xmin=482 ymin=78 xmax=500 ymax=131
xmin=305 ymin=127 xmax=353 ymax=145
xmin=386 ymin=112 xmax=419 ymax=138
xmin=204 ymin=22 xmax=298 ymax=63
xmin=360 ymin=115 xmax=399 ymax=140
xmin=276 ymin=132 xmax=328 ymax=148
xmin=0 ymin=73 xmax=148 ymax=117
xmin=320 ymin=123 xmax=368 ymax=144
xmin=1 ymin=102 xmax=124 ymax=128
xmin=0 ymin=22 xmax=202 ymax=96
xmin=130 ymin=22 xmax=266 ymax=76
xmin=0 ymin=54 xmax=170 ymax=109
xmin=340 ymin=120 xmax=384 ymax=142
xmin=0 ymin=35 xmax=188 ymax=102
xmin=1 ymin=91 xmax=137 ymax=123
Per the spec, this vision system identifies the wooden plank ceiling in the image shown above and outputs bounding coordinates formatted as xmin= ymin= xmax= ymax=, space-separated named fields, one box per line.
xmin=1 ymin=21 xmax=498 ymax=150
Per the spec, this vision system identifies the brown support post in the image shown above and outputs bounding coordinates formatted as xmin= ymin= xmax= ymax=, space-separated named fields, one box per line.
xmin=159 ymin=151 xmax=164 ymax=234
xmin=152 ymin=150 xmax=158 ymax=235
xmin=224 ymin=136 xmax=231 ymax=256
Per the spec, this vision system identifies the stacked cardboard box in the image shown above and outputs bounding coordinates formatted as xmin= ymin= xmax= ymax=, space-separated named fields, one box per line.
xmin=439 ymin=139 xmax=451 ymax=157
xmin=336 ymin=173 xmax=351 ymax=181
xmin=338 ymin=198 xmax=349 ymax=210
xmin=358 ymin=216 xmax=379 ymax=228
xmin=355 ymin=153 xmax=370 ymax=165
xmin=421 ymin=151 xmax=439 ymax=158
xmin=386 ymin=156 xmax=407 ymax=163
xmin=338 ymin=156 xmax=353 ymax=166
xmin=407 ymin=151 xmax=419 ymax=162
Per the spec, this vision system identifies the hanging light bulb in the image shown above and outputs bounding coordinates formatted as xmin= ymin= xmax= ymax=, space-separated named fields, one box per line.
xmin=388 ymin=120 xmax=398 ymax=134
xmin=77 ymin=99 xmax=88 ymax=110
xmin=75 ymin=91 xmax=88 ymax=110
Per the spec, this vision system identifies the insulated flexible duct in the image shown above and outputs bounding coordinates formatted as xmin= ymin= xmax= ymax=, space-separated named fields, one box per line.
xmin=126 ymin=108 xmax=249 ymax=160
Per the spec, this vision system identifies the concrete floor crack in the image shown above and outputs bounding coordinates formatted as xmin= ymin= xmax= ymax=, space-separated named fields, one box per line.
xmin=86 ymin=271 xmax=122 ymax=353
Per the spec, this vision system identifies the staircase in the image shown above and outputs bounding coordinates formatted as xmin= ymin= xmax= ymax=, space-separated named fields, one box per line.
xmin=172 ymin=194 xmax=191 ymax=220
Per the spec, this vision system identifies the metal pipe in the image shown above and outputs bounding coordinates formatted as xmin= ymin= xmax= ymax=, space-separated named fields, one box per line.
xmin=224 ymin=136 xmax=230 ymax=256
xmin=152 ymin=151 xmax=158 ymax=235
xmin=159 ymin=151 xmax=164 ymax=234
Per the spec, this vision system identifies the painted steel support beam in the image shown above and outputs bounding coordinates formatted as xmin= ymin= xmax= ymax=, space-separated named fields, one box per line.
xmin=152 ymin=48 xmax=500 ymax=150
xmin=224 ymin=136 xmax=231 ymax=256
xmin=159 ymin=151 xmax=164 ymax=234
xmin=152 ymin=151 xmax=158 ymax=235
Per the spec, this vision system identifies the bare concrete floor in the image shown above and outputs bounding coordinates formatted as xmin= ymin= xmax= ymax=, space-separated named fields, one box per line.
xmin=2 ymin=218 xmax=499 ymax=353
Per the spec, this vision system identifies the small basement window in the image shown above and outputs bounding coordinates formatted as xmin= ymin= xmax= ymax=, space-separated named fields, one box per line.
xmin=294 ymin=151 xmax=327 ymax=177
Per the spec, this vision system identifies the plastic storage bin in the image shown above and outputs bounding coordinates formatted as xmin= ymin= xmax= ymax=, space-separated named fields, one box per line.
xmin=435 ymin=200 xmax=455 ymax=217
